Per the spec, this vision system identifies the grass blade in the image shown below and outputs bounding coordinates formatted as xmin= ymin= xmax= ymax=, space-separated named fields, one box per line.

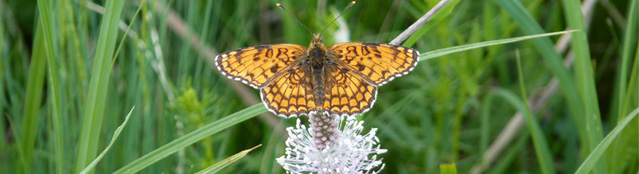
xmin=419 ymin=30 xmax=576 ymax=61
xmin=18 ymin=12 xmax=47 ymax=174
xmin=80 ymin=106 xmax=135 ymax=174
xmin=195 ymin=144 xmax=262 ymax=174
xmin=36 ymin=0 xmax=64 ymax=173
xmin=491 ymin=89 xmax=555 ymax=174
xmin=516 ymin=53 xmax=555 ymax=174
xmin=114 ymin=103 xmax=266 ymax=174
xmin=608 ymin=0 xmax=638 ymax=173
xmin=615 ymin=0 xmax=638 ymax=122
xmin=561 ymin=1 xmax=605 ymax=172
xmin=74 ymin=0 xmax=126 ymax=172
xmin=575 ymin=107 xmax=639 ymax=173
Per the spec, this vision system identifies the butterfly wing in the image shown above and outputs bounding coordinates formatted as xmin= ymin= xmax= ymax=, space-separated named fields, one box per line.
xmin=321 ymin=65 xmax=377 ymax=116
xmin=215 ymin=44 xmax=307 ymax=88
xmin=328 ymin=42 xmax=419 ymax=86
xmin=260 ymin=66 xmax=316 ymax=118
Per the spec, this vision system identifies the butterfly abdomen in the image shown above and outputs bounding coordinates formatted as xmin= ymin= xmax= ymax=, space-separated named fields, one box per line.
xmin=311 ymin=65 xmax=326 ymax=111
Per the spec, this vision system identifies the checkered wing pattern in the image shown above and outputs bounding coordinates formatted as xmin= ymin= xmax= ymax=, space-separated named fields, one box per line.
xmin=260 ymin=67 xmax=316 ymax=117
xmin=215 ymin=44 xmax=306 ymax=88
xmin=328 ymin=43 xmax=419 ymax=86
xmin=321 ymin=66 xmax=377 ymax=116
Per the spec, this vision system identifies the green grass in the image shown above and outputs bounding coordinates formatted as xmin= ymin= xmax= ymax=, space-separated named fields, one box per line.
xmin=1 ymin=0 xmax=638 ymax=173
xmin=74 ymin=0 xmax=125 ymax=172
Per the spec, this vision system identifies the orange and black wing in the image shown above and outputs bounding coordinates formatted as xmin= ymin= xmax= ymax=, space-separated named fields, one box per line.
xmin=215 ymin=44 xmax=307 ymax=88
xmin=328 ymin=42 xmax=419 ymax=86
xmin=321 ymin=66 xmax=377 ymax=116
xmin=260 ymin=67 xmax=316 ymax=118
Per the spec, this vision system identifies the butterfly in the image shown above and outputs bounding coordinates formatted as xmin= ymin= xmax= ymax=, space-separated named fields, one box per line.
xmin=214 ymin=2 xmax=419 ymax=118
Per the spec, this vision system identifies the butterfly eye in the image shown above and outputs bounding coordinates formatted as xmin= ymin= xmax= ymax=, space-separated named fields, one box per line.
xmin=311 ymin=40 xmax=315 ymax=44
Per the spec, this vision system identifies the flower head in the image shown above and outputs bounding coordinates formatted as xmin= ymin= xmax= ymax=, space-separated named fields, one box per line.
xmin=277 ymin=115 xmax=387 ymax=174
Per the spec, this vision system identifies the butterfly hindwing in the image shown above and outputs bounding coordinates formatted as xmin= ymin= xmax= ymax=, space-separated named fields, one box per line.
xmin=322 ymin=65 xmax=377 ymax=116
xmin=260 ymin=67 xmax=316 ymax=117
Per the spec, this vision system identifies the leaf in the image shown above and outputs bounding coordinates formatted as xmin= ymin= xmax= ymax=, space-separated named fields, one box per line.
xmin=419 ymin=30 xmax=577 ymax=61
xmin=575 ymin=107 xmax=639 ymax=174
xmin=195 ymin=144 xmax=262 ymax=174
xmin=80 ymin=107 xmax=136 ymax=174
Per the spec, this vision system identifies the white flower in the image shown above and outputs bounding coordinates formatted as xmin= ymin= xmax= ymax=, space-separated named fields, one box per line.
xmin=277 ymin=115 xmax=387 ymax=174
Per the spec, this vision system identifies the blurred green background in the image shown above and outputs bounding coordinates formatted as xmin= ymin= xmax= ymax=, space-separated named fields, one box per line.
xmin=1 ymin=0 xmax=638 ymax=173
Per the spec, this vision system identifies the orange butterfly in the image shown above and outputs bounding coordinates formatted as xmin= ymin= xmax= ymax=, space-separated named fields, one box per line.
xmin=215 ymin=1 xmax=418 ymax=118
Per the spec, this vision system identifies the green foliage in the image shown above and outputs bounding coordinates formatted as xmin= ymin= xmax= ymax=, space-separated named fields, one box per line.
xmin=1 ymin=0 xmax=637 ymax=173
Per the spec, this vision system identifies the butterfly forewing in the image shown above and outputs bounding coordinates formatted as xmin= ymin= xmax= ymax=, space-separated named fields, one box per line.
xmin=328 ymin=43 xmax=419 ymax=86
xmin=215 ymin=44 xmax=307 ymax=88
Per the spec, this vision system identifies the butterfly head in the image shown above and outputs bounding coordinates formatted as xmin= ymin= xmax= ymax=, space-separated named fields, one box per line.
xmin=310 ymin=34 xmax=325 ymax=47
xmin=308 ymin=34 xmax=328 ymax=61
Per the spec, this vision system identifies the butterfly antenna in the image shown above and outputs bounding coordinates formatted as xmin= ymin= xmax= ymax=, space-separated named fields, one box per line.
xmin=277 ymin=3 xmax=313 ymax=35
xmin=319 ymin=1 xmax=356 ymax=38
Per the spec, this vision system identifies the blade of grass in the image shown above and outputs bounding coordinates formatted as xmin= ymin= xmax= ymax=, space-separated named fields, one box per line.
xmin=561 ymin=1 xmax=605 ymax=172
xmin=18 ymin=11 xmax=48 ymax=174
xmin=489 ymin=89 xmax=555 ymax=174
xmin=616 ymin=0 xmax=638 ymax=122
xmin=0 ymin=16 xmax=5 ymax=171
xmin=36 ymin=0 xmax=64 ymax=173
xmin=195 ymin=144 xmax=262 ymax=174
xmin=610 ymin=1 xmax=638 ymax=172
xmin=114 ymin=103 xmax=266 ymax=174
xmin=74 ymin=0 xmax=126 ymax=172
xmin=80 ymin=106 xmax=135 ymax=174
xmin=515 ymin=51 xmax=555 ymax=174
xmin=419 ymin=30 xmax=576 ymax=61
xmin=575 ymin=107 xmax=639 ymax=173
xmin=111 ymin=0 xmax=145 ymax=67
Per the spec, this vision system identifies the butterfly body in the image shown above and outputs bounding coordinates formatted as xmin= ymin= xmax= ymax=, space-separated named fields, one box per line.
xmin=215 ymin=34 xmax=418 ymax=118
xmin=305 ymin=35 xmax=327 ymax=111
xmin=307 ymin=34 xmax=344 ymax=113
